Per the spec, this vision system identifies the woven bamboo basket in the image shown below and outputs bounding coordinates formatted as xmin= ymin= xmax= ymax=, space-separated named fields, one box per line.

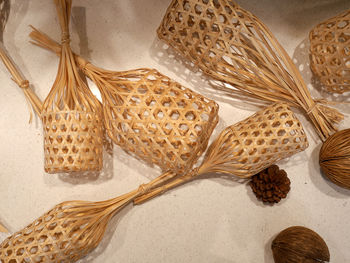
xmin=135 ymin=102 xmax=309 ymax=204
xmin=310 ymin=9 xmax=350 ymax=94
xmin=29 ymin=28 xmax=219 ymax=175
xmin=0 ymin=171 xmax=175 ymax=263
xmin=157 ymin=0 xmax=344 ymax=141
xmin=0 ymin=103 xmax=308 ymax=262
xmin=42 ymin=0 xmax=103 ymax=173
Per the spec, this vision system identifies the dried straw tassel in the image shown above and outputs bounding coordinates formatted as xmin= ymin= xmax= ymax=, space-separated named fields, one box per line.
xmin=29 ymin=27 xmax=219 ymax=175
xmin=271 ymin=226 xmax=330 ymax=263
xmin=0 ymin=171 xmax=174 ymax=263
xmin=319 ymin=128 xmax=350 ymax=189
xmin=0 ymin=44 xmax=42 ymax=120
xmin=42 ymin=0 xmax=103 ymax=173
xmin=157 ymin=0 xmax=344 ymax=141
xmin=135 ymin=103 xmax=308 ymax=204
xmin=310 ymin=9 xmax=350 ymax=94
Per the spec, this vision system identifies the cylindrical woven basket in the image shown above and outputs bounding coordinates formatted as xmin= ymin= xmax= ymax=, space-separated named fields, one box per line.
xmin=103 ymin=68 xmax=219 ymax=174
xmin=310 ymin=9 xmax=350 ymax=94
xmin=42 ymin=110 xmax=103 ymax=173
xmin=42 ymin=0 xmax=103 ymax=173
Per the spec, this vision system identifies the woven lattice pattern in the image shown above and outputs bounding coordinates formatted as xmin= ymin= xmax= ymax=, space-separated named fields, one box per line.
xmin=0 ymin=201 xmax=109 ymax=263
xmin=310 ymin=10 xmax=350 ymax=93
xmin=42 ymin=110 xmax=103 ymax=173
xmin=104 ymin=68 xmax=219 ymax=174
xmin=201 ymin=103 xmax=309 ymax=178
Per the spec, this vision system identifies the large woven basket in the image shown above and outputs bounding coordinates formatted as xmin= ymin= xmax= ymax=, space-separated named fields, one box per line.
xmin=310 ymin=10 xmax=350 ymax=94
xmin=104 ymin=68 xmax=219 ymax=174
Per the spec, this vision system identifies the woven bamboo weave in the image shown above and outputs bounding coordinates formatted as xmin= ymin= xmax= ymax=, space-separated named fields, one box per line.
xmin=310 ymin=9 xmax=350 ymax=94
xmin=29 ymin=29 xmax=219 ymax=174
xmin=42 ymin=0 xmax=103 ymax=173
xmin=157 ymin=0 xmax=344 ymax=141
xmin=0 ymin=171 xmax=175 ymax=263
xmin=135 ymin=102 xmax=309 ymax=204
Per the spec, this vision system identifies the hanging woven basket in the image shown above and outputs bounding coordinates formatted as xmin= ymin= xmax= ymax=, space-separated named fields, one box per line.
xmin=310 ymin=9 xmax=350 ymax=94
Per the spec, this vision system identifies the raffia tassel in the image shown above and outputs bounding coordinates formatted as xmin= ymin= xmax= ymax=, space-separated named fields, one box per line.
xmin=29 ymin=27 xmax=219 ymax=175
xmin=156 ymin=0 xmax=344 ymax=141
xmin=40 ymin=0 xmax=103 ymax=173
xmin=134 ymin=103 xmax=308 ymax=205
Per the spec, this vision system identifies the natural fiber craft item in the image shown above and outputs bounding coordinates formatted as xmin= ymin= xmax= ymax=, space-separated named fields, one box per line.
xmin=310 ymin=10 xmax=350 ymax=94
xmin=134 ymin=103 xmax=308 ymax=204
xmin=0 ymin=171 xmax=176 ymax=263
xmin=29 ymin=28 xmax=219 ymax=175
xmin=157 ymin=0 xmax=344 ymax=141
xmin=0 ymin=224 xmax=7 ymax=234
xmin=271 ymin=226 xmax=330 ymax=263
xmin=319 ymin=128 xmax=350 ymax=189
xmin=0 ymin=44 xmax=42 ymax=119
xmin=41 ymin=0 xmax=103 ymax=173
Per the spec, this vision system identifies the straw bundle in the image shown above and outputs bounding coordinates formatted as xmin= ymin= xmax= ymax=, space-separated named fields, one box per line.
xmin=310 ymin=10 xmax=350 ymax=94
xmin=271 ymin=226 xmax=330 ymax=263
xmin=29 ymin=28 xmax=219 ymax=175
xmin=156 ymin=0 xmax=344 ymax=141
xmin=319 ymin=128 xmax=350 ymax=189
xmin=41 ymin=0 xmax=103 ymax=174
xmin=0 ymin=45 xmax=42 ymax=120
xmin=135 ymin=103 xmax=308 ymax=204
xmin=0 ymin=171 xmax=175 ymax=263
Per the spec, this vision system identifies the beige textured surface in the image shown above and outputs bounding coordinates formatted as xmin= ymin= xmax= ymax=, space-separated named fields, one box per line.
xmin=0 ymin=0 xmax=349 ymax=262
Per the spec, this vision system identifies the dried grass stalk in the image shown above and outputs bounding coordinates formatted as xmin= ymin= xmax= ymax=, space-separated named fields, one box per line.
xmin=0 ymin=171 xmax=175 ymax=263
xmin=319 ymin=128 xmax=350 ymax=189
xmin=0 ymin=44 xmax=42 ymax=119
xmin=135 ymin=103 xmax=308 ymax=204
xmin=29 ymin=28 xmax=219 ymax=175
xmin=310 ymin=9 xmax=350 ymax=94
xmin=42 ymin=0 xmax=103 ymax=173
xmin=157 ymin=0 xmax=344 ymax=141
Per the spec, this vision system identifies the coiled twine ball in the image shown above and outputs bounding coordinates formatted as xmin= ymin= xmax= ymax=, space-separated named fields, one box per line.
xmin=271 ymin=226 xmax=330 ymax=263
xmin=319 ymin=129 xmax=350 ymax=189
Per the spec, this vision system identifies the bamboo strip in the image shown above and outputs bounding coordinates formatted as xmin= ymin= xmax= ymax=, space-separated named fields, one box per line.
xmin=156 ymin=0 xmax=344 ymax=141
xmin=0 ymin=44 xmax=42 ymax=118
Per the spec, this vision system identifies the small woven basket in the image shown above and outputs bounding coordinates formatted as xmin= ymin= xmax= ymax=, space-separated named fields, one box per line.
xmin=103 ymin=68 xmax=219 ymax=174
xmin=42 ymin=0 xmax=103 ymax=173
xmin=42 ymin=110 xmax=103 ymax=173
xmin=310 ymin=10 xmax=350 ymax=94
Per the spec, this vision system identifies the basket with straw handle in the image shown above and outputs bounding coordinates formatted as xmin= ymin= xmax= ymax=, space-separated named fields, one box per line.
xmin=134 ymin=102 xmax=309 ymax=204
xmin=0 ymin=103 xmax=308 ymax=263
xmin=29 ymin=28 xmax=219 ymax=175
xmin=309 ymin=9 xmax=350 ymax=94
xmin=41 ymin=0 xmax=103 ymax=173
xmin=156 ymin=0 xmax=344 ymax=142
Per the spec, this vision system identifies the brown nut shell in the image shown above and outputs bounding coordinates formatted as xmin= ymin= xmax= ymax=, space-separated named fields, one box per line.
xmin=271 ymin=226 xmax=330 ymax=263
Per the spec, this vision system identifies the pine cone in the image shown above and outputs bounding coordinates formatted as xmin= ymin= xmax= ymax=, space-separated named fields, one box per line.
xmin=249 ymin=165 xmax=290 ymax=204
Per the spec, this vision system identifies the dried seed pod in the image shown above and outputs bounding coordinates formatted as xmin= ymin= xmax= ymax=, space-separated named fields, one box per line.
xmin=310 ymin=10 xmax=350 ymax=94
xmin=249 ymin=165 xmax=290 ymax=204
xmin=319 ymin=128 xmax=350 ymax=189
xmin=271 ymin=226 xmax=330 ymax=263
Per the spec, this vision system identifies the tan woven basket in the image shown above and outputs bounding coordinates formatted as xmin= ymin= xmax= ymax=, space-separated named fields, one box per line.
xmin=157 ymin=0 xmax=344 ymax=141
xmin=29 ymin=29 xmax=219 ymax=175
xmin=42 ymin=0 xmax=103 ymax=173
xmin=135 ymin=102 xmax=309 ymax=204
xmin=310 ymin=9 xmax=350 ymax=94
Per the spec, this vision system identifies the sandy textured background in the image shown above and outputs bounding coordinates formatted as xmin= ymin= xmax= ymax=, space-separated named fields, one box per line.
xmin=0 ymin=0 xmax=350 ymax=262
